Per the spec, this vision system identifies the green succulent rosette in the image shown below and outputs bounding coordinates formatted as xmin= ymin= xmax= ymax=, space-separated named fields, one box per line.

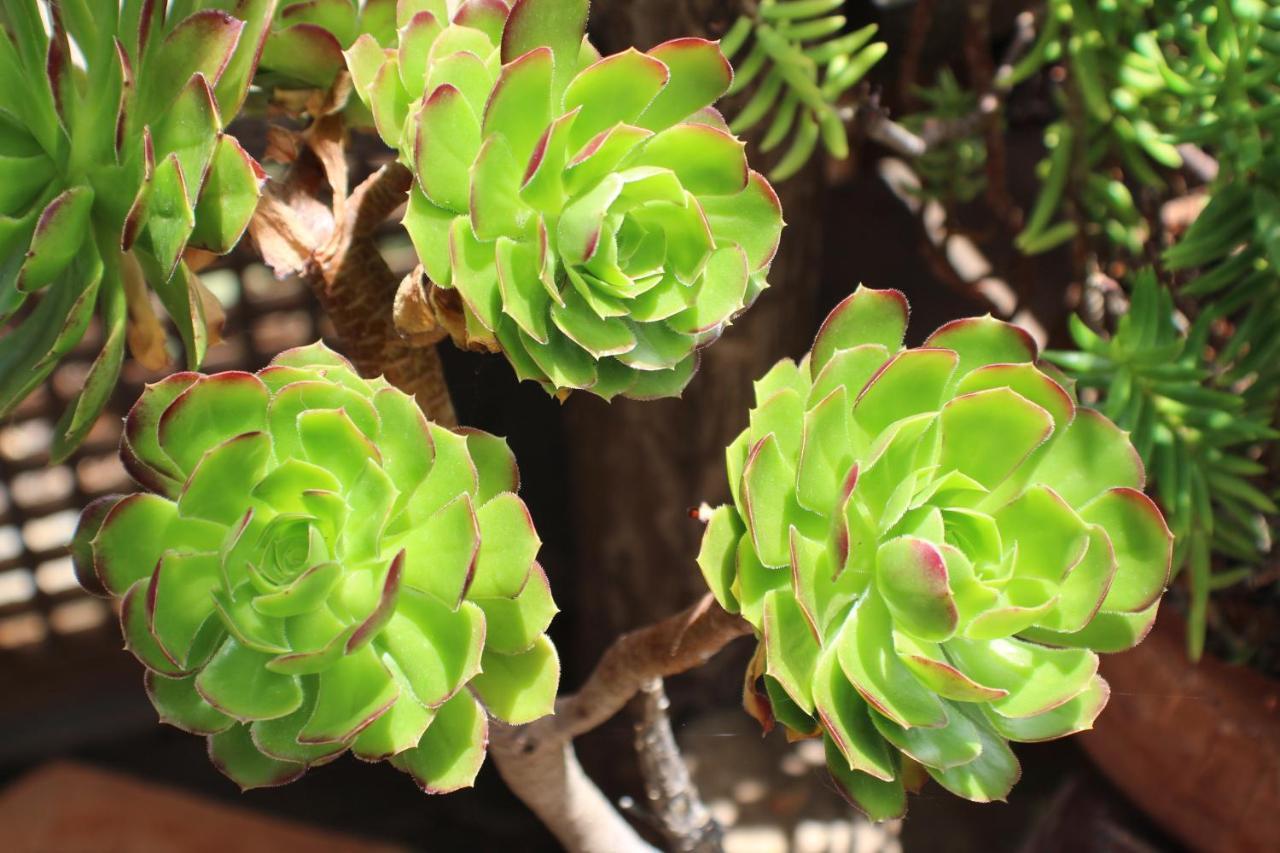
xmin=346 ymin=0 xmax=784 ymax=399
xmin=72 ymin=343 xmax=557 ymax=791
xmin=0 ymin=1 xmax=272 ymax=457
xmin=698 ymin=287 xmax=1173 ymax=818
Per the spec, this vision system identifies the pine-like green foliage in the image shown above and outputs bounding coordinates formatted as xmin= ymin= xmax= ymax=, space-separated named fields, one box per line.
xmin=73 ymin=343 xmax=556 ymax=791
xmin=1049 ymin=271 xmax=1277 ymax=658
xmin=346 ymin=0 xmax=784 ymax=400
xmin=0 ymin=1 xmax=271 ymax=457
xmin=1012 ymin=0 xmax=1279 ymax=256
xmin=902 ymin=71 xmax=987 ymax=206
xmin=720 ymin=0 xmax=887 ymax=181
xmin=699 ymin=286 xmax=1171 ymax=818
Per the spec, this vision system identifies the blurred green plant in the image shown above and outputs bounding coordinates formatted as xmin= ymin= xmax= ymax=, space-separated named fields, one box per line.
xmin=720 ymin=0 xmax=887 ymax=181
xmin=902 ymin=70 xmax=987 ymax=207
xmin=1010 ymin=0 xmax=1280 ymax=257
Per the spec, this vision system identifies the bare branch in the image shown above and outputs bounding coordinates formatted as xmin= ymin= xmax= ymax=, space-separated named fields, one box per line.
xmin=898 ymin=0 xmax=938 ymax=109
xmin=489 ymin=596 xmax=752 ymax=853
xmin=1176 ymin=143 xmax=1219 ymax=184
xmin=965 ymin=0 xmax=1020 ymax=229
xmin=631 ymin=679 xmax=723 ymax=853
xmin=310 ymin=163 xmax=460 ymax=427
xmin=489 ymin=725 xmax=658 ymax=853
xmin=876 ymin=157 xmax=1024 ymax=323
xmin=627 ymin=676 xmax=727 ymax=850
xmin=860 ymin=7 xmax=1039 ymax=166
xmin=854 ymin=102 xmax=927 ymax=159
xmin=556 ymin=595 xmax=753 ymax=740
xmin=248 ymin=139 xmax=457 ymax=426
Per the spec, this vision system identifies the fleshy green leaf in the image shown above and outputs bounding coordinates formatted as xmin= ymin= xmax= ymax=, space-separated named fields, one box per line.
xmin=473 ymin=563 xmax=557 ymax=655
xmin=825 ymin=736 xmax=905 ymax=821
xmin=209 ymin=724 xmax=305 ymax=791
xmin=1083 ymin=488 xmax=1172 ymax=613
xmin=922 ymin=315 xmax=1038 ymax=377
xmin=811 ymin=286 xmax=908 ymax=374
xmin=146 ymin=672 xmax=234 ymax=735
xmin=197 ymin=638 xmax=305 ymax=721
xmin=875 ymin=537 xmax=958 ymax=643
xmin=471 ymin=634 xmax=559 ymax=724
xmin=470 ymin=492 xmax=541 ymax=598
xmin=189 ymin=135 xmax=264 ymax=253
xmin=836 ymin=593 xmax=947 ymax=728
xmin=393 ymin=689 xmax=487 ymax=793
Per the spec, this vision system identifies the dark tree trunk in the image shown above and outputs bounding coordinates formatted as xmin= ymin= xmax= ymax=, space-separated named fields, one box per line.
xmin=566 ymin=1 xmax=830 ymax=675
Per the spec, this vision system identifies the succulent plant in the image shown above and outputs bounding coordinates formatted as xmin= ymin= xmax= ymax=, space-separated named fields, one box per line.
xmin=0 ymin=0 xmax=271 ymax=458
xmin=256 ymin=0 xmax=398 ymax=90
xmin=346 ymin=0 xmax=784 ymax=400
xmin=1051 ymin=269 xmax=1278 ymax=659
xmin=72 ymin=342 xmax=557 ymax=791
xmin=697 ymin=286 xmax=1173 ymax=818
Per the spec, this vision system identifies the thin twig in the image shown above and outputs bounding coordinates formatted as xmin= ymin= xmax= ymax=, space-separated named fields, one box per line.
xmin=556 ymin=595 xmax=753 ymax=740
xmin=1062 ymin=53 xmax=1094 ymax=284
xmin=630 ymin=679 xmax=723 ymax=853
xmin=1177 ymin=143 xmax=1220 ymax=184
xmin=876 ymin=157 xmax=1021 ymax=319
xmin=854 ymin=7 xmax=1037 ymax=171
xmin=853 ymin=99 xmax=927 ymax=158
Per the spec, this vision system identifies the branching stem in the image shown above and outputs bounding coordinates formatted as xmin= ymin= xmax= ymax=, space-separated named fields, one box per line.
xmin=490 ymin=596 xmax=752 ymax=852
xmin=249 ymin=140 xmax=457 ymax=425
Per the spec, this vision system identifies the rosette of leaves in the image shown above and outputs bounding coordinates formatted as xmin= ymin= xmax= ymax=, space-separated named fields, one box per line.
xmin=71 ymin=343 xmax=558 ymax=791
xmin=719 ymin=1 xmax=887 ymax=181
xmin=697 ymin=286 xmax=1172 ymax=818
xmin=345 ymin=0 xmax=784 ymax=400
xmin=0 ymin=0 xmax=271 ymax=458
xmin=1049 ymin=270 xmax=1277 ymax=659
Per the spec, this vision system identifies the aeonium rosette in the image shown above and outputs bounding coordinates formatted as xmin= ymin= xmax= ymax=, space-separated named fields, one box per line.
xmin=697 ymin=287 xmax=1172 ymax=818
xmin=72 ymin=343 xmax=557 ymax=791
xmin=346 ymin=0 xmax=784 ymax=400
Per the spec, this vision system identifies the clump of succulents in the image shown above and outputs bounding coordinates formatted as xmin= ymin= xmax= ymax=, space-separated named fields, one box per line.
xmin=72 ymin=343 xmax=557 ymax=791
xmin=346 ymin=0 xmax=784 ymax=400
xmin=0 ymin=0 xmax=271 ymax=458
xmin=698 ymin=286 xmax=1172 ymax=818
